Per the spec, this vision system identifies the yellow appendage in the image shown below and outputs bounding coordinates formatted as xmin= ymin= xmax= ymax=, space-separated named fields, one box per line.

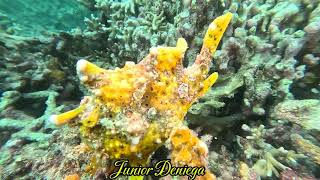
xmin=204 ymin=12 xmax=233 ymax=54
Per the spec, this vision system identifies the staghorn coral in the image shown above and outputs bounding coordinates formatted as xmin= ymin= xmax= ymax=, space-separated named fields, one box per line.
xmin=79 ymin=0 xmax=185 ymax=66
xmin=0 ymin=90 xmax=69 ymax=179
xmin=238 ymin=124 xmax=306 ymax=178
xmin=0 ymin=90 xmax=62 ymax=146
xmin=0 ymin=24 xmax=88 ymax=179
xmin=50 ymin=12 xmax=233 ymax=178
xmin=0 ymin=33 xmax=76 ymax=149
xmin=0 ymin=32 xmax=81 ymax=148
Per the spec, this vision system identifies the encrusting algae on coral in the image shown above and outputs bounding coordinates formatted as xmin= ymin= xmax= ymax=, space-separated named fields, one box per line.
xmin=50 ymin=12 xmax=233 ymax=179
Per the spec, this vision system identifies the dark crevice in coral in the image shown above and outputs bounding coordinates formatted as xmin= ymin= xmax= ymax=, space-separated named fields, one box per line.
xmin=13 ymin=98 xmax=46 ymax=118
xmin=254 ymin=20 xmax=268 ymax=38
xmin=291 ymin=81 xmax=319 ymax=99
xmin=215 ymin=87 xmax=245 ymax=116
xmin=264 ymin=93 xmax=276 ymax=120
xmin=0 ymin=131 xmax=13 ymax=146
xmin=22 ymin=81 xmax=50 ymax=94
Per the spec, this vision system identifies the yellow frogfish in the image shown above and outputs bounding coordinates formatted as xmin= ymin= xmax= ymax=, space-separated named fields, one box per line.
xmin=50 ymin=12 xmax=232 ymax=179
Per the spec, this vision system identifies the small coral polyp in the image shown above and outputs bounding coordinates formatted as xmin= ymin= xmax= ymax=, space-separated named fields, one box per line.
xmin=50 ymin=12 xmax=232 ymax=178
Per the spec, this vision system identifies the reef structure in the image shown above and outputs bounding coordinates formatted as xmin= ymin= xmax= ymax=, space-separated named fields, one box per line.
xmin=50 ymin=12 xmax=233 ymax=178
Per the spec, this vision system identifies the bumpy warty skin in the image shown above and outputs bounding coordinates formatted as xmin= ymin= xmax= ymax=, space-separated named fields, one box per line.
xmin=49 ymin=12 xmax=232 ymax=178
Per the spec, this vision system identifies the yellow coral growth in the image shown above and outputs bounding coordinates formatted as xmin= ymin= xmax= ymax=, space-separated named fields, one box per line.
xmin=50 ymin=12 xmax=232 ymax=177
xmin=170 ymin=128 xmax=216 ymax=180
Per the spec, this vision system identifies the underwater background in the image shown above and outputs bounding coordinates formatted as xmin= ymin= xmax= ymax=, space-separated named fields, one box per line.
xmin=0 ymin=0 xmax=319 ymax=179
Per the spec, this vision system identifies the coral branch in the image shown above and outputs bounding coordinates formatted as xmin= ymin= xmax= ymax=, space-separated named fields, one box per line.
xmin=0 ymin=90 xmax=62 ymax=146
